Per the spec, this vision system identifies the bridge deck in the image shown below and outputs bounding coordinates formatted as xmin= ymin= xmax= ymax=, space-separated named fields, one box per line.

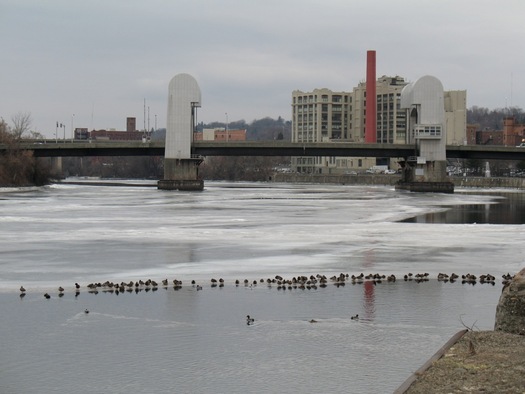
xmin=2 ymin=140 xmax=525 ymax=160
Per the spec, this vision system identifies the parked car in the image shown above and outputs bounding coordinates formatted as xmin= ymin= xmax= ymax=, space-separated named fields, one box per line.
xmin=516 ymin=143 xmax=525 ymax=148
xmin=384 ymin=169 xmax=397 ymax=175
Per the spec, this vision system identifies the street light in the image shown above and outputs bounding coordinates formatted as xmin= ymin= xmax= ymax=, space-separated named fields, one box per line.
xmin=225 ymin=112 xmax=229 ymax=142
xmin=71 ymin=114 xmax=75 ymax=142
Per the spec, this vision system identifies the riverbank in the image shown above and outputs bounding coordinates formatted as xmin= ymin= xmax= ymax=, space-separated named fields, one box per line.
xmin=398 ymin=330 xmax=525 ymax=393
xmin=272 ymin=173 xmax=525 ymax=189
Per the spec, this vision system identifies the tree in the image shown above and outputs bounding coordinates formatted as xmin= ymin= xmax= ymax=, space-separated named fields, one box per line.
xmin=0 ymin=115 xmax=53 ymax=186
xmin=0 ymin=117 xmax=9 ymax=139
xmin=467 ymin=106 xmax=525 ymax=130
xmin=11 ymin=112 xmax=33 ymax=139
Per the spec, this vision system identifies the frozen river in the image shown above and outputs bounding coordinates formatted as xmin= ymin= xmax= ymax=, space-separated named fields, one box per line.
xmin=0 ymin=181 xmax=524 ymax=393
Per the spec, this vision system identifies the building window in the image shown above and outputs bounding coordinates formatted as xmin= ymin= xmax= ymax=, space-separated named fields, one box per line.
xmin=413 ymin=125 xmax=442 ymax=139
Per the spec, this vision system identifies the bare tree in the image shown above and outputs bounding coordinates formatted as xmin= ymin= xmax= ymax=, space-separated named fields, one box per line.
xmin=0 ymin=117 xmax=9 ymax=137
xmin=11 ymin=112 xmax=32 ymax=139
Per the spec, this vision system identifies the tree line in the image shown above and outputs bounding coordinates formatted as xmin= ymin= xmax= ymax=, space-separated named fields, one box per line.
xmin=0 ymin=114 xmax=53 ymax=186
xmin=467 ymin=106 xmax=525 ymax=130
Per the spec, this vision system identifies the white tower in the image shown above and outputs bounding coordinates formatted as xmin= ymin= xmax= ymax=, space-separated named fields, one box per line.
xmin=165 ymin=74 xmax=201 ymax=159
xmin=158 ymin=73 xmax=204 ymax=191
xmin=397 ymin=75 xmax=454 ymax=193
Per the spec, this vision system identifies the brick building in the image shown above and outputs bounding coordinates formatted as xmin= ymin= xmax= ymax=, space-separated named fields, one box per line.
xmin=503 ymin=117 xmax=525 ymax=146
xmin=193 ymin=128 xmax=247 ymax=141
xmin=75 ymin=117 xmax=146 ymax=141
xmin=466 ymin=116 xmax=524 ymax=147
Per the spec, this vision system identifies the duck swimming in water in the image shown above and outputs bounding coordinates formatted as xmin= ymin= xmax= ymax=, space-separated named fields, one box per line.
xmin=351 ymin=314 xmax=359 ymax=320
xmin=246 ymin=315 xmax=255 ymax=325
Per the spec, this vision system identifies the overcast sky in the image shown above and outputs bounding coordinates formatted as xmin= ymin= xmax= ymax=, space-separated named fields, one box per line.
xmin=2 ymin=0 xmax=524 ymax=138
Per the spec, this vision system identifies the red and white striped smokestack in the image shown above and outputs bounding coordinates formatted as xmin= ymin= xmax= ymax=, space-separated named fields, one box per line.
xmin=365 ymin=50 xmax=376 ymax=143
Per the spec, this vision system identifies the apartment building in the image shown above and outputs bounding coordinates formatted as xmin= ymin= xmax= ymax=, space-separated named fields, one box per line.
xmin=351 ymin=75 xmax=408 ymax=144
xmin=291 ymin=76 xmax=467 ymax=174
xmin=291 ymin=88 xmax=352 ymax=174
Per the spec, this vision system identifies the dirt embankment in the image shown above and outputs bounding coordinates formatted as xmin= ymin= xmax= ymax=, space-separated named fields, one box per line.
xmin=402 ymin=330 xmax=525 ymax=394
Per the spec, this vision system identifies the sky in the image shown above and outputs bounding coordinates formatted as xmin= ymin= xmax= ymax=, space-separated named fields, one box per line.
xmin=2 ymin=0 xmax=525 ymax=138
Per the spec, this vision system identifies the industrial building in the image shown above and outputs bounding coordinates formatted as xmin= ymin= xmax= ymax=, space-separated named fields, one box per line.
xmin=290 ymin=51 xmax=467 ymax=175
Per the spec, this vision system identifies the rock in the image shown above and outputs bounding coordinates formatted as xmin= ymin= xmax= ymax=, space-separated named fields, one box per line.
xmin=494 ymin=267 xmax=525 ymax=335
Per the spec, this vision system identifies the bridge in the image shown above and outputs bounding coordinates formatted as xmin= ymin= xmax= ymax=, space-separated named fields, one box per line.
xmin=5 ymin=140 xmax=525 ymax=161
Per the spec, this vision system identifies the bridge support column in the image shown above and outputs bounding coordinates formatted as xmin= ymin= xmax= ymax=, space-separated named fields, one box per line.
xmin=396 ymin=159 xmax=453 ymax=193
xmin=158 ymin=158 xmax=204 ymax=191
xmin=158 ymin=73 xmax=203 ymax=191
xmin=50 ymin=157 xmax=63 ymax=178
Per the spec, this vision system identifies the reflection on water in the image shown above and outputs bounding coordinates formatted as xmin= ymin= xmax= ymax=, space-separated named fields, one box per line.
xmin=400 ymin=191 xmax=525 ymax=224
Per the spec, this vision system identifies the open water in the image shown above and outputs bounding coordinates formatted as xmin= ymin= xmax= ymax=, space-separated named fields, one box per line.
xmin=0 ymin=181 xmax=524 ymax=393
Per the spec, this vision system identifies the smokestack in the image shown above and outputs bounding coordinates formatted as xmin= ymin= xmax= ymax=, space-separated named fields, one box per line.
xmin=365 ymin=50 xmax=376 ymax=143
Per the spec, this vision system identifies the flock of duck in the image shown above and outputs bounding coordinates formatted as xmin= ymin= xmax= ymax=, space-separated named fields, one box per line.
xmin=18 ymin=271 xmax=515 ymax=299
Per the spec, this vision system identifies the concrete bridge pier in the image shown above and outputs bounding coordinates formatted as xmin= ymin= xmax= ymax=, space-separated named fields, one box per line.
xmin=397 ymin=158 xmax=453 ymax=193
xmin=50 ymin=156 xmax=63 ymax=177
xmin=158 ymin=73 xmax=204 ymax=191
xmin=158 ymin=158 xmax=203 ymax=190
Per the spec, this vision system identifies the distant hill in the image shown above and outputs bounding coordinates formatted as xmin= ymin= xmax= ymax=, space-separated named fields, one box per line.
xmin=468 ymin=106 xmax=524 ymax=130
xmin=151 ymin=117 xmax=291 ymax=141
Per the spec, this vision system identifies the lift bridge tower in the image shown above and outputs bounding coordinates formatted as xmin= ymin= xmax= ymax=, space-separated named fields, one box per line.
xmin=396 ymin=75 xmax=454 ymax=193
xmin=158 ymin=73 xmax=204 ymax=191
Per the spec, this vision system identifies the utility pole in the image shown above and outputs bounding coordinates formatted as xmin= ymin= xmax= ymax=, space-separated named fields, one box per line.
xmin=225 ymin=112 xmax=229 ymax=142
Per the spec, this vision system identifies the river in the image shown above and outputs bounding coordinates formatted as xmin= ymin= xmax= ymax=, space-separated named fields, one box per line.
xmin=0 ymin=181 xmax=524 ymax=393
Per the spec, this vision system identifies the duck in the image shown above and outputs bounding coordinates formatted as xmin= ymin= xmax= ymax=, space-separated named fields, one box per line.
xmin=309 ymin=319 xmax=317 ymax=323
xmin=246 ymin=315 xmax=255 ymax=324
xmin=351 ymin=314 xmax=359 ymax=320
xmin=75 ymin=283 xmax=80 ymax=290
xmin=58 ymin=286 xmax=64 ymax=293
xmin=84 ymin=309 xmax=89 ymax=314
xmin=44 ymin=293 xmax=51 ymax=299
xmin=20 ymin=286 xmax=26 ymax=293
